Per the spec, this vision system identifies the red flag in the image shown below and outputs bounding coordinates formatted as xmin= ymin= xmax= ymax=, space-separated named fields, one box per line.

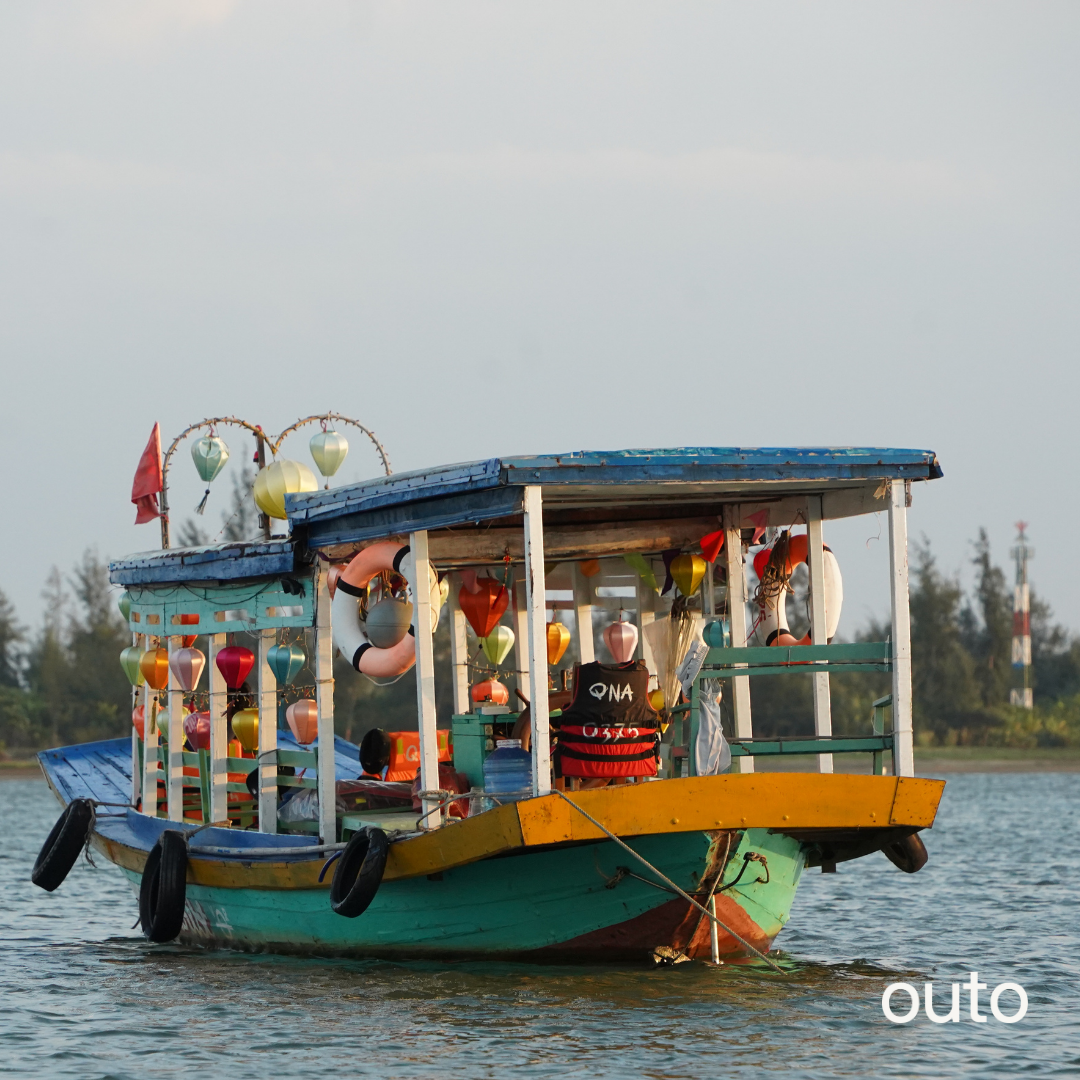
xmin=131 ymin=423 xmax=163 ymax=524
xmin=699 ymin=529 xmax=725 ymax=564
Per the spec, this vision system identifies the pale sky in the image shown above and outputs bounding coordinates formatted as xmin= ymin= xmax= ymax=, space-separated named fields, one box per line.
xmin=2 ymin=2 xmax=1077 ymax=635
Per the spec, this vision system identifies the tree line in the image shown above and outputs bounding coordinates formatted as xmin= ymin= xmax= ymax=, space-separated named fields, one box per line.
xmin=1 ymin=519 xmax=1078 ymax=756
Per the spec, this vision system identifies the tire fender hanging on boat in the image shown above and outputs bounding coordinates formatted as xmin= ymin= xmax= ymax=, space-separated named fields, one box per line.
xmin=139 ymin=830 xmax=188 ymax=942
xmin=332 ymin=542 xmax=441 ymax=679
xmin=31 ymin=798 xmax=94 ymax=892
xmin=330 ymin=827 xmax=389 ymax=917
xmin=881 ymin=832 xmax=929 ymax=874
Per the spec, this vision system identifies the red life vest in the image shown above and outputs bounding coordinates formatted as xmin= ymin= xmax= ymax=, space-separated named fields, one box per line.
xmin=553 ymin=660 xmax=659 ymax=778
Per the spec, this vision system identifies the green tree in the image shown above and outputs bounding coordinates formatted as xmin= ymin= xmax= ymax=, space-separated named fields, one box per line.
xmin=962 ymin=529 xmax=1013 ymax=708
xmin=0 ymin=588 xmax=22 ymax=689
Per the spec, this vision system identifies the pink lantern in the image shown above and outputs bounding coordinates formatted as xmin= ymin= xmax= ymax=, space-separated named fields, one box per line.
xmin=169 ymin=647 xmax=206 ymax=692
xmin=286 ymin=700 xmax=319 ymax=744
xmin=603 ymin=620 xmax=639 ymax=663
xmin=184 ymin=711 xmax=211 ymax=751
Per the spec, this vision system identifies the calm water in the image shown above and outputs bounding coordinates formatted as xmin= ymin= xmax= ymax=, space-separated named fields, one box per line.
xmin=2 ymin=774 xmax=1077 ymax=1079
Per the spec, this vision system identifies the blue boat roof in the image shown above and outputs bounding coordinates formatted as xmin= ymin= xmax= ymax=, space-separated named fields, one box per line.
xmin=285 ymin=445 xmax=941 ymax=550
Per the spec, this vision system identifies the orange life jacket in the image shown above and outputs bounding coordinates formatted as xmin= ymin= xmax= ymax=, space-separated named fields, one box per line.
xmin=385 ymin=730 xmax=453 ymax=781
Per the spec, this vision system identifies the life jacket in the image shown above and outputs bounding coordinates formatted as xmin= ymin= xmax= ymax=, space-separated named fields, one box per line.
xmin=553 ymin=660 xmax=660 ymax=778
xmin=385 ymin=729 xmax=453 ymax=781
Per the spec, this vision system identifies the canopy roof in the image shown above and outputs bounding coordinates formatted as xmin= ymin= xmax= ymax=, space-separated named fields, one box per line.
xmin=285 ymin=446 xmax=941 ymax=555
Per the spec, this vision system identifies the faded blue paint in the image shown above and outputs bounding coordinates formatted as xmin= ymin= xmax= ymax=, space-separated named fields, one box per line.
xmin=109 ymin=540 xmax=297 ymax=587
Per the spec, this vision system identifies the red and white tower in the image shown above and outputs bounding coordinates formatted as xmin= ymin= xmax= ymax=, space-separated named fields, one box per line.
xmin=1010 ymin=522 xmax=1034 ymax=709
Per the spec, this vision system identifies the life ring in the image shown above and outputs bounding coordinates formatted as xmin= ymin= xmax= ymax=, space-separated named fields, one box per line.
xmin=139 ymin=830 xmax=188 ymax=942
xmin=330 ymin=827 xmax=389 ymax=917
xmin=754 ymin=533 xmax=843 ymax=646
xmin=31 ymin=798 xmax=93 ymax=892
xmin=882 ymin=832 xmax=928 ymax=874
xmin=331 ymin=542 xmax=442 ymax=679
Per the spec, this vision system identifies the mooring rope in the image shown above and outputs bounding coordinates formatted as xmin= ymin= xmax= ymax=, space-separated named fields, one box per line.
xmin=551 ymin=789 xmax=784 ymax=974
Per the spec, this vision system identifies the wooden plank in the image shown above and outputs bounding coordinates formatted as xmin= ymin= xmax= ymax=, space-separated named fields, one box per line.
xmin=141 ymin=678 xmax=159 ymax=816
xmin=314 ymin=561 xmax=337 ymax=843
xmin=447 ymin=574 xmax=471 ymax=715
xmin=705 ymin=641 xmax=891 ymax=664
xmin=807 ymin=496 xmax=833 ymax=774
xmin=130 ymin=632 xmax=141 ymax=807
xmin=889 ymin=480 xmax=915 ymax=777
xmin=723 ymin=505 xmax=753 ymax=771
xmin=167 ymin=637 xmax=185 ymax=818
xmin=512 ymin=577 xmax=530 ymax=702
xmin=208 ymin=634 xmax=229 ymax=823
xmin=257 ymin=628 xmax=278 ymax=833
xmin=523 ymin=486 xmax=551 ymax=796
xmin=410 ymin=530 xmax=442 ymax=828
xmin=572 ymin=561 xmax=595 ymax=664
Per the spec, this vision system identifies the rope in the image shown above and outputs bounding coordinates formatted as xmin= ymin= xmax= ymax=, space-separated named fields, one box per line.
xmin=551 ymin=789 xmax=784 ymax=974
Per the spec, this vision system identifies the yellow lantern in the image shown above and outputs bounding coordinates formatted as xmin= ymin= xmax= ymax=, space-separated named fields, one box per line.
xmin=231 ymin=708 xmax=259 ymax=752
xmin=671 ymin=553 xmax=706 ymax=597
xmin=546 ymin=621 xmax=570 ymax=666
xmin=253 ymin=460 xmax=319 ymax=520
xmin=139 ymin=647 xmax=170 ymax=690
xmin=648 ymin=688 xmax=665 ymax=712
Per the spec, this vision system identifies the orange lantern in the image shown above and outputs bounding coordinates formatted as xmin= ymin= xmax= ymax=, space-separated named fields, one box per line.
xmin=458 ymin=578 xmax=509 ymax=638
xmin=286 ymin=700 xmax=319 ymax=744
xmin=470 ymin=679 xmax=509 ymax=706
xmin=177 ymin=613 xmax=199 ymax=648
xmin=546 ymin=621 xmax=570 ymax=666
xmin=579 ymin=559 xmax=601 ymax=578
xmin=139 ymin=647 xmax=170 ymax=690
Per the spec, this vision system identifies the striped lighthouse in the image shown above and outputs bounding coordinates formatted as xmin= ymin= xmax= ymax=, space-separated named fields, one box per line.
xmin=1010 ymin=522 xmax=1034 ymax=709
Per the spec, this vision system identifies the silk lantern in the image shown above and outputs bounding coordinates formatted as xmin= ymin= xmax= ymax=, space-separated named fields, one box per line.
xmin=120 ymin=646 xmax=145 ymax=686
xmin=603 ymin=621 xmax=639 ymax=664
xmin=231 ymin=708 xmax=259 ymax=752
xmin=546 ymin=621 xmax=570 ymax=666
xmin=670 ymin=553 xmax=706 ymax=597
xmin=480 ymin=624 xmax=515 ymax=666
xmin=177 ymin=612 xmax=199 ymax=648
xmin=216 ymin=645 xmax=255 ymax=689
xmin=184 ymin=711 xmax=211 ymax=751
xmin=267 ymin=642 xmax=306 ymax=685
xmin=579 ymin=559 xmax=600 ymax=578
xmin=169 ymin=647 xmax=206 ymax=692
xmin=648 ymin=688 xmax=665 ymax=712
xmin=470 ymin=679 xmax=510 ymax=706
xmin=703 ymin=620 xmax=730 ymax=649
xmin=132 ymin=705 xmax=145 ymax=740
xmin=253 ymin=459 xmax=318 ymax=520
xmin=118 ymin=592 xmax=132 ymax=621
xmin=309 ymin=429 xmax=349 ymax=480
xmin=140 ymin=647 xmax=170 ymax=690
xmin=191 ymin=435 xmax=229 ymax=482
xmin=458 ymin=578 xmax=509 ymax=638
xmin=286 ymin=700 xmax=319 ymax=744
xmin=366 ymin=598 xmax=413 ymax=648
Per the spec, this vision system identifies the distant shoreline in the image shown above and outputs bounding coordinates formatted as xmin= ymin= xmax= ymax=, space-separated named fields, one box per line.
xmin=5 ymin=746 xmax=1080 ymax=780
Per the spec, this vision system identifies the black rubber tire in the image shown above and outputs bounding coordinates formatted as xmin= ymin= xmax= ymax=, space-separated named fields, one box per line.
xmin=882 ymin=832 xmax=928 ymax=874
xmin=139 ymin=830 xmax=188 ymax=942
xmin=330 ymin=828 xmax=388 ymax=917
xmin=32 ymin=799 xmax=93 ymax=892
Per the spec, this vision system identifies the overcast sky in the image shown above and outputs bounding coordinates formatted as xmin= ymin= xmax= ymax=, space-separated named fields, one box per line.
xmin=2 ymin=2 xmax=1077 ymax=636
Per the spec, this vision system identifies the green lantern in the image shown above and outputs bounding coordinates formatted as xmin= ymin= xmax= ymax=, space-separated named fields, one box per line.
xmin=120 ymin=646 xmax=145 ymax=687
xmin=480 ymin=624 xmax=515 ymax=667
xmin=118 ymin=592 xmax=132 ymax=621
xmin=191 ymin=435 xmax=230 ymax=516
xmin=309 ymin=429 xmax=349 ymax=481
xmin=267 ymin=642 xmax=306 ymax=686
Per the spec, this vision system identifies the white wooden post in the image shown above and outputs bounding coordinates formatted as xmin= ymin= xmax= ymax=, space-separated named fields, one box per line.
xmin=257 ymin=628 xmax=278 ymax=833
xmin=208 ymin=634 xmax=229 ymax=824
xmin=409 ymin=531 xmax=442 ymax=827
xmin=723 ymin=506 xmax=753 ymax=772
xmin=141 ymin=666 xmax=159 ymax=816
xmin=166 ymin=636 xmax=185 ymax=819
xmin=131 ymin=632 xmax=141 ymax=808
xmin=512 ymin=578 xmax=531 ymax=702
xmin=314 ymin=562 xmax=337 ymax=843
xmin=572 ymin=562 xmax=595 ymax=664
xmin=636 ymin=578 xmax=657 ymax=674
xmin=523 ymin=486 xmax=551 ymax=796
xmin=448 ymin=575 xmax=471 ymax=715
xmin=889 ymin=481 xmax=915 ymax=777
xmin=807 ymin=496 xmax=834 ymax=774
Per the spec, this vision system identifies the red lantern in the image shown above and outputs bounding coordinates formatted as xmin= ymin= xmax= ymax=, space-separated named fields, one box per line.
xmin=470 ymin=679 xmax=509 ymax=706
xmin=603 ymin=621 xmax=639 ymax=664
xmin=215 ymin=645 xmax=255 ymax=689
xmin=459 ymin=578 xmax=509 ymax=638
xmin=184 ymin=711 xmax=211 ymax=751
xmin=286 ymin=700 xmax=319 ymax=744
xmin=177 ymin=613 xmax=199 ymax=648
xmin=132 ymin=705 xmax=145 ymax=740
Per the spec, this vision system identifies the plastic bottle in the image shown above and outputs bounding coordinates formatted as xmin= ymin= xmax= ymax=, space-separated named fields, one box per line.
xmin=482 ymin=739 xmax=531 ymax=802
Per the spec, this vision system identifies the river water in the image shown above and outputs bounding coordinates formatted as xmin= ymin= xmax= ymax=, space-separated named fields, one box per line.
xmin=2 ymin=773 xmax=1076 ymax=1079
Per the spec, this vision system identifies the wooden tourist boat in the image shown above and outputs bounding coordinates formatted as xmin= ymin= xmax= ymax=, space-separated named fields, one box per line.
xmin=34 ymin=444 xmax=946 ymax=965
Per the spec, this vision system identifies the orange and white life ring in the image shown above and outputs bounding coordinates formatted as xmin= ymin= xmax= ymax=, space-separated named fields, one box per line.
xmin=754 ymin=533 xmax=843 ymax=646
xmin=331 ymin=541 xmax=443 ymax=678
